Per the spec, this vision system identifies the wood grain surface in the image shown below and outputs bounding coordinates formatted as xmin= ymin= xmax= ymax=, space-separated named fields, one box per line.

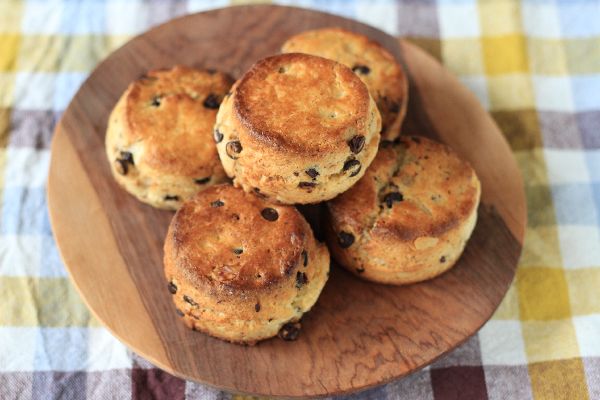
xmin=47 ymin=5 xmax=526 ymax=398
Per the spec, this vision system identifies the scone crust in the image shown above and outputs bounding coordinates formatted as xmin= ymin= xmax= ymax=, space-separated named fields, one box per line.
xmin=164 ymin=184 xmax=330 ymax=343
xmin=327 ymin=136 xmax=481 ymax=285
xmin=106 ymin=66 xmax=233 ymax=210
xmin=215 ymin=54 xmax=381 ymax=204
xmin=282 ymin=28 xmax=408 ymax=141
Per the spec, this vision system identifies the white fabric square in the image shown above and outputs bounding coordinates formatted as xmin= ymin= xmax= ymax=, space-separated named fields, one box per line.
xmin=87 ymin=328 xmax=132 ymax=371
xmin=544 ymin=149 xmax=590 ymax=185
xmin=458 ymin=75 xmax=490 ymax=110
xmin=187 ymin=0 xmax=230 ymax=13
xmin=14 ymin=72 xmax=56 ymax=110
xmin=0 ymin=328 xmax=37 ymax=371
xmin=558 ymin=225 xmax=600 ymax=269
xmin=356 ymin=1 xmax=399 ymax=36
xmin=105 ymin=0 xmax=148 ymax=35
xmin=532 ymin=76 xmax=574 ymax=112
xmin=521 ymin=2 xmax=562 ymax=38
xmin=479 ymin=320 xmax=528 ymax=365
xmin=438 ymin=3 xmax=480 ymax=38
xmin=574 ymin=315 xmax=600 ymax=357
xmin=21 ymin=1 xmax=63 ymax=34
xmin=34 ymin=328 xmax=88 ymax=371
xmin=53 ymin=72 xmax=87 ymax=111
xmin=0 ymin=234 xmax=42 ymax=277
xmin=3 ymin=148 xmax=50 ymax=188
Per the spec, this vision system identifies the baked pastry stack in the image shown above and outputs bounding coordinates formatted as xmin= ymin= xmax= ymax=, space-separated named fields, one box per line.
xmin=106 ymin=28 xmax=480 ymax=345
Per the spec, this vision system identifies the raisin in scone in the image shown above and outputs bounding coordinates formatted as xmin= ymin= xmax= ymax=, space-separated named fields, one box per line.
xmin=327 ymin=136 xmax=481 ymax=285
xmin=282 ymin=28 xmax=408 ymax=141
xmin=214 ymin=53 xmax=381 ymax=205
xmin=164 ymin=184 xmax=330 ymax=344
xmin=106 ymin=66 xmax=233 ymax=210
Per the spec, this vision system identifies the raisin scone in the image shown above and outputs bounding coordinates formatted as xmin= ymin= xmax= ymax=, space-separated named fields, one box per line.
xmin=282 ymin=28 xmax=408 ymax=141
xmin=326 ymin=136 xmax=481 ymax=285
xmin=164 ymin=184 xmax=330 ymax=344
xmin=214 ymin=53 xmax=381 ymax=204
xmin=105 ymin=66 xmax=233 ymax=210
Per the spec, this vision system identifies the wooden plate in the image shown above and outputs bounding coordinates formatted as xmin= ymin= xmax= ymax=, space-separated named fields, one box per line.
xmin=47 ymin=5 xmax=526 ymax=398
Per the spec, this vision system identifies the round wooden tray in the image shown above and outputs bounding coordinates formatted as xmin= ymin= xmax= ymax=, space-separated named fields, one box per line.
xmin=47 ymin=5 xmax=526 ymax=398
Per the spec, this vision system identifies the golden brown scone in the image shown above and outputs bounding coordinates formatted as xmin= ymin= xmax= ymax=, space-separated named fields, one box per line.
xmin=326 ymin=136 xmax=481 ymax=285
xmin=106 ymin=66 xmax=233 ymax=210
xmin=282 ymin=28 xmax=408 ymax=141
xmin=214 ymin=53 xmax=381 ymax=204
xmin=164 ymin=184 xmax=330 ymax=344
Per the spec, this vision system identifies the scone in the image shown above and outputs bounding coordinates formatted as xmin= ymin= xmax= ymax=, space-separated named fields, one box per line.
xmin=282 ymin=28 xmax=408 ymax=141
xmin=326 ymin=136 xmax=481 ymax=285
xmin=214 ymin=53 xmax=381 ymax=205
xmin=163 ymin=184 xmax=330 ymax=344
xmin=105 ymin=66 xmax=233 ymax=210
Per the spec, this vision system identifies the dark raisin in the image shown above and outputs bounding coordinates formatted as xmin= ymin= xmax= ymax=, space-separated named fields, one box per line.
xmin=440 ymin=256 xmax=446 ymax=263
xmin=296 ymin=271 xmax=308 ymax=288
xmin=253 ymin=187 xmax=268 ymax=199
xmin=114 ymin=151 xmax=134 ymax=175
xmin=164 ymin=195 xmax=179 ymax=201
xmin=383 ymin=192 xmax=404 ymax=208
xmin=298 ymin=181 xmax=317 ymax=189
xmin=233 ymin=248 xmax=243 ymax=255
xmin=151 ymin=96 xmax=161 ymax=107
xmin=261 ymin=207 xmax=279 ymax=221
xmin=213 ymin=129 xmax=224 ymax=143
xmin=389 ymin=101 xmax=400 ymax=114
xmin=356 ymin=267 xmax=365 ymax=273
xmin=412 ymin=136 xmax=421 ymax=144
xmin=342 ymin=159 xmax=362 ymax=177
xmin=352 ymin=64 xmax=371 ymax=75
xmin=278 ymin=66 xmax=285 ymax=73
xmin=211 ymin=200 xmax=224 ymax=208
xmin=338 ymin=231 xmax=355 ymax=248
xmin=226 ymin=140 xmax=242 ymax=159
xmin=183 ymin=295 xmax=198 ymax=307
xmin=168 ymin=282 xmax=177 ymax=294
xmin=194 ymin=177 xmax=210 ymax=185
xmin=305 ymin=168 xmax=319 ymax=180
xmin=175 ymin=308 xmax=184 ymax=317
xmin=255 ymin=303 xmax=261 ymax=312
xmin=348 ymin=135 xmax=365 ymax=154
xmin=301 ymin=250 xmax=308 ymax=267
xmin=278 ymin=322 xmax=301 ymax=341
xmin=203 ymin=93 xmax=221 ymax=109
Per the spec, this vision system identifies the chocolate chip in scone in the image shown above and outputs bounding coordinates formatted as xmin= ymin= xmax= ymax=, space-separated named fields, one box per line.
xmin=183 ymin=295 xmax=198 ymax=307
xmin=348 ymin=135 xmax=365 ymax=154
xmin=213 ymin=128 xmax=224 ymax=143
xmin=383 ymin=192 xmax=403 ymax=208
xmin=338 ymin=231 xmax=355 ymax=248
xmin=233 ymin=248 xmax=243 ymax=255
xmin=150 ymin=96 xmax=162 ymax=107
xmin=176 ymin=308 xmax=184 ymax=317
xmin=298 ymin=181 xmax=317 ymax=189
xmin=356 ymin=266 xmax=365 ymax=274
xmin=342 ymin=159 xmax=362 ymax=177
xmin=114 ymin=151 xmax=134 ymax=175
xmin=352 ymin=64 xmax=371 ymax=75
xmin=194 ymin=177 xmax=211 ymax=185
xmin=168 ymin=282 xmax=177 ymax=294
xmin=261 ymin=207 xmax=279 ymax=221
xmin=305 ymin=168 xmax=319 ymax=180
xmin=211 ymin=199 xmax=224 ymax=208
xmin=278 ymin=322 xmax=301 ymax=341
xmin=203 ymin=93 xmax=221 ymax=109
xmin=255 ymin=303 xmax=261 ymax=312
xmin=226 ymin=141 xmax=243 ymax=159
xmin=440 ymin=256 xmax=446 ymax=263
xmin=164 ymin=195 xmax=179 ymax=201
xmin=296 ymin=271 xmax=308 ymax=288
xmin=302 ymin=250 xmax=308 ymax=267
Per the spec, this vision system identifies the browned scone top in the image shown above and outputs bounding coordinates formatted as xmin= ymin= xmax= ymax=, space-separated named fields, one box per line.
xmin=106 ymin=66 xmax=233 ymax=209
xmin=164 ymin=184 xmax=330 ymax=344
xmin=327 ymin=136 xmax=481 ymax=285
xmin=282 ymin=28 xmax=408 ymax=140
xmin=215 ymin=54 xmax=381 ymax=204
xmin=234 ymin=53 xmax=370 ymax=154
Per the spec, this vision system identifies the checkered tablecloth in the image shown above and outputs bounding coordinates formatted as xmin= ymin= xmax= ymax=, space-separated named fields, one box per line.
xmin=1 ymin=0 xmax=599 ymax=399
